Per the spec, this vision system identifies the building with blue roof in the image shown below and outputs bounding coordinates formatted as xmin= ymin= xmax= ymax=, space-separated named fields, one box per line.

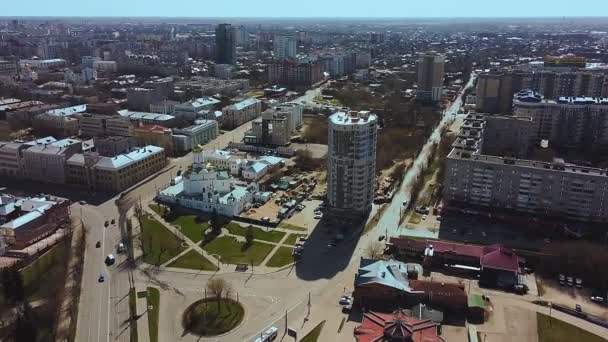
xmin=221 ymin=98 xmax=261 ymax=129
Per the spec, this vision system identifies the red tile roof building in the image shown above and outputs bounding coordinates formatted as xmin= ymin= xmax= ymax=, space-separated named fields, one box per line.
xmin=355 ymin=310 xmax=445 ymax=342
xmin=388 ymin=237 xmax=522 ymax=288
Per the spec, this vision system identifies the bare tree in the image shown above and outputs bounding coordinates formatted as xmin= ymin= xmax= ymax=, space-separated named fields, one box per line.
xmin=207 ymin=278 xmax=230 ymax=311
xmin=365 ymin=241 xmax=384 ymax=260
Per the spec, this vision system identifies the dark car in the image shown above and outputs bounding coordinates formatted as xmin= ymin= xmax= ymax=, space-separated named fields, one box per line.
xmin=95 ymin=241 xmax=101 ymax=248
xmin=104 ymin=221 xmax=109 ymax=227
xmin=111 ymin=219 xmax=115 ymax=225
xmin=378 ymin=235 xmax=385 ymax=241
xmin=98 ymin=274 xmax=105 ymax=283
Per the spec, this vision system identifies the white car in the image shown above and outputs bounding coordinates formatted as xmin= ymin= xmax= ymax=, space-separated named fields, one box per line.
xmin=422 ymin=215 xmax=428 ymax=220
xmin=339 ymin=295 xmax=353 ymax=305
xmin=314 ymin=213 xmax=323 ymax=219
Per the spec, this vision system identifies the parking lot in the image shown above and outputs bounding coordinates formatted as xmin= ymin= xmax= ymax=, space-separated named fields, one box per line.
xmin=282 ymin=199 xmax=324 ymax=231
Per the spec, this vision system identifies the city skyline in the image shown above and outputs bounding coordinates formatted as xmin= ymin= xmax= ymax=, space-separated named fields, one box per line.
xmin=3 ymin=0 xmax=608 ymax=18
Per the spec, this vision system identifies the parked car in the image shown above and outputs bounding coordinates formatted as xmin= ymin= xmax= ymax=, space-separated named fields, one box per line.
xmin=575 ymin=304 xmax=582 ymax=313
xmin=342 ymin=303 xmax=352 ymax=313
xmin=95 ymin=241 xmax=101 ymax=248
xmin=402 ymin=200 xmax=408 ymax=207
xmin=378 ymin=235 xmax=385 ymax=241
xmin=261 ymin=217 xmax=270 ymax=222
xmin=79 ymin=200 xmax=87 ymax=205
xmin=314 ymin=213 xmax=323 ymax=219
xmin=567 ymin=276 xmax=574 ymax=287
xmin=296 ymin=204 xmax=306 ymax=210
xmin=111 ymin=219 xmax=115 ymax=225
xmin=117 ymin=243 xmax=125 ymax=253
xmin=575 ymin=278 xmax=583 ymax=289
xmin=98 ymin=274 xmax=105 ymax=283
xmin=339 ymin=295 xmax=353 ymax=305
xmin=298 ymin=237 xmax=308 ymax=243
xmin=104 ymin=221 xmax=109 ymax=227
xmin=559 ymin=274 xmax=566 ymax=286
xmin=253 ymin=203 xmax=262 ymax=208
xmin=422 ymin=215 xmax=428 ymax=220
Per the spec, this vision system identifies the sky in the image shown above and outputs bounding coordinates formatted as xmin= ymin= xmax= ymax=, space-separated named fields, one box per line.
xmin=3 ymin=0 xmax=608 ymax=18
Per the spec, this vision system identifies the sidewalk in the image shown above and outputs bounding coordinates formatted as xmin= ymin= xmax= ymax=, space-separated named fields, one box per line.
xmin=55 ymin=219 xmax=85 ymax=341
xmin=135 ymin=287 xmax=150 ymax=342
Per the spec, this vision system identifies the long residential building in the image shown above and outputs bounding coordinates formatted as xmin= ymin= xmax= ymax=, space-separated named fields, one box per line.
xmin=327 ymin=110 xmax=377 ymax=216
xmin=444 ymin=113 xmax=608 ymax=223
xmin=476 ymin=57 xmax=608 ymax=114
xmin=512 ymin=90 xmax=608 ymax=154
xmin=66 ymin=145 xmax=166 ymax=192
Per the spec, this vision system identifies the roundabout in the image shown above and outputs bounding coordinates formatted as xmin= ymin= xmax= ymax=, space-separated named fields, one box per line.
xmin=182 ymin=298 xmax=245 ymax=336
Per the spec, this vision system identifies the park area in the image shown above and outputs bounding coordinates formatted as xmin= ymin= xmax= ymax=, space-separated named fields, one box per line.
xmin=143 ymin=202 xmax=313 ymax=270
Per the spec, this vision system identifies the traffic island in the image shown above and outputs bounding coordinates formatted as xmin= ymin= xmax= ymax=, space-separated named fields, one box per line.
xmin=182 ymin=298 xmax=244 ymax=336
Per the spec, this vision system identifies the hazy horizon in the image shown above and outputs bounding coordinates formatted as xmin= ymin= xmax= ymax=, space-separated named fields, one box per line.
xmin=3 ymin=0 xmax=608 ymax=18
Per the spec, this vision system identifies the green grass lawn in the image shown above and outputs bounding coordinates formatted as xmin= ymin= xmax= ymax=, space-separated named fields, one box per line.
xmin=20 ymin=240 xmax=69 ymax=301
xmin=224 ymin=223 xmax=286 ymax=243
xmin=129 ymin=288 xmax=138 ymax=342
xmin=537 ymin=313 xmax=607 ymax=342
xmin=183 ymin=298 xmax=244 ymax=336
xmin=140 ymin=215 xmax=186 ymax=266
xmin=171 ymin=215 xmax=208 ymax=243
xmin=266 ymin=246 xmax=295 ymax=268
xmin=167 ymin=250 xmax=218 ymax=271
xmin=149 ymin=203 xmax=163 ymax=216
xmin=300 ymin=320 xmax=325 ymax=342
xmin=202 ymin=236 xmax=274 ymax=266
xmin=147 ymin=287 xmax=160 ymax=342
xmin=284 ymin=233 xmax=307 ymax=246
xmin=278 ymin=222 xmax=308 ymax=231
xmin=149 ymin=203 xmax=208 ymax=243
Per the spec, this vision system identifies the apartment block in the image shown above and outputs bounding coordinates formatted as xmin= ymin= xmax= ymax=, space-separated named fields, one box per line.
xmin=93 ymin=136 xmax=135 ymax=157
xmin=22 ymin=138 xmax=82 ymax=184
xmin=327 ymin=111 xmax=377 ymax=216
xmin=173 ymin=97 xmax=221 ymax=121
xmin=513 ymin=90 xmax=608 ymax=154
xmin=444 ymin=113 xmax=608 ymax=223
xmin=172 ymin=120 xmax=219 ymax=153
xmin=77 ymin=113 xmax=134 ymax=137
xmin=244 ymin=102 xmax=302 ymax=146
xmin=221 ymin=98 xmax=262 ymax=129
xmin=66 ymin=146 xmax=166 ymax=192
xmin=416 ymin=52 xmax=445 ymax=103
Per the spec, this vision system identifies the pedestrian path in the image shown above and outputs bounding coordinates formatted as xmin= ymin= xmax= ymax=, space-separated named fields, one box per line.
xmin=135 ymin=287 xmax=150 ymax=342
xmin=141 ymin=205 xmax=298 ymax=275
xmin=260 ymin=233 xmax=291 ymax=267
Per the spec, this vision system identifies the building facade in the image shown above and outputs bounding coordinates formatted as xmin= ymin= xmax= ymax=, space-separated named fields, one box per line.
xmin=416 ymin=52 xmax=445 ymax=103
xmin=512 ymin=90 xmax=608 ymax=154
xmin=215 ymin=24 xmax=237 ymax=65
xmin=273 ymin=34 xmax=297 ymax=61
xmin=172 ymin=120 xmax=219 ymax=153
xmin=327 ymin=111 xmax=377 ymax=216
xmin=66 ymin=145 xmax=166 ymax=192
xmin=444 ymin=113 xmax=608 ymax=223
xmin=221 ymin=98 xmax=262 ymax=129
